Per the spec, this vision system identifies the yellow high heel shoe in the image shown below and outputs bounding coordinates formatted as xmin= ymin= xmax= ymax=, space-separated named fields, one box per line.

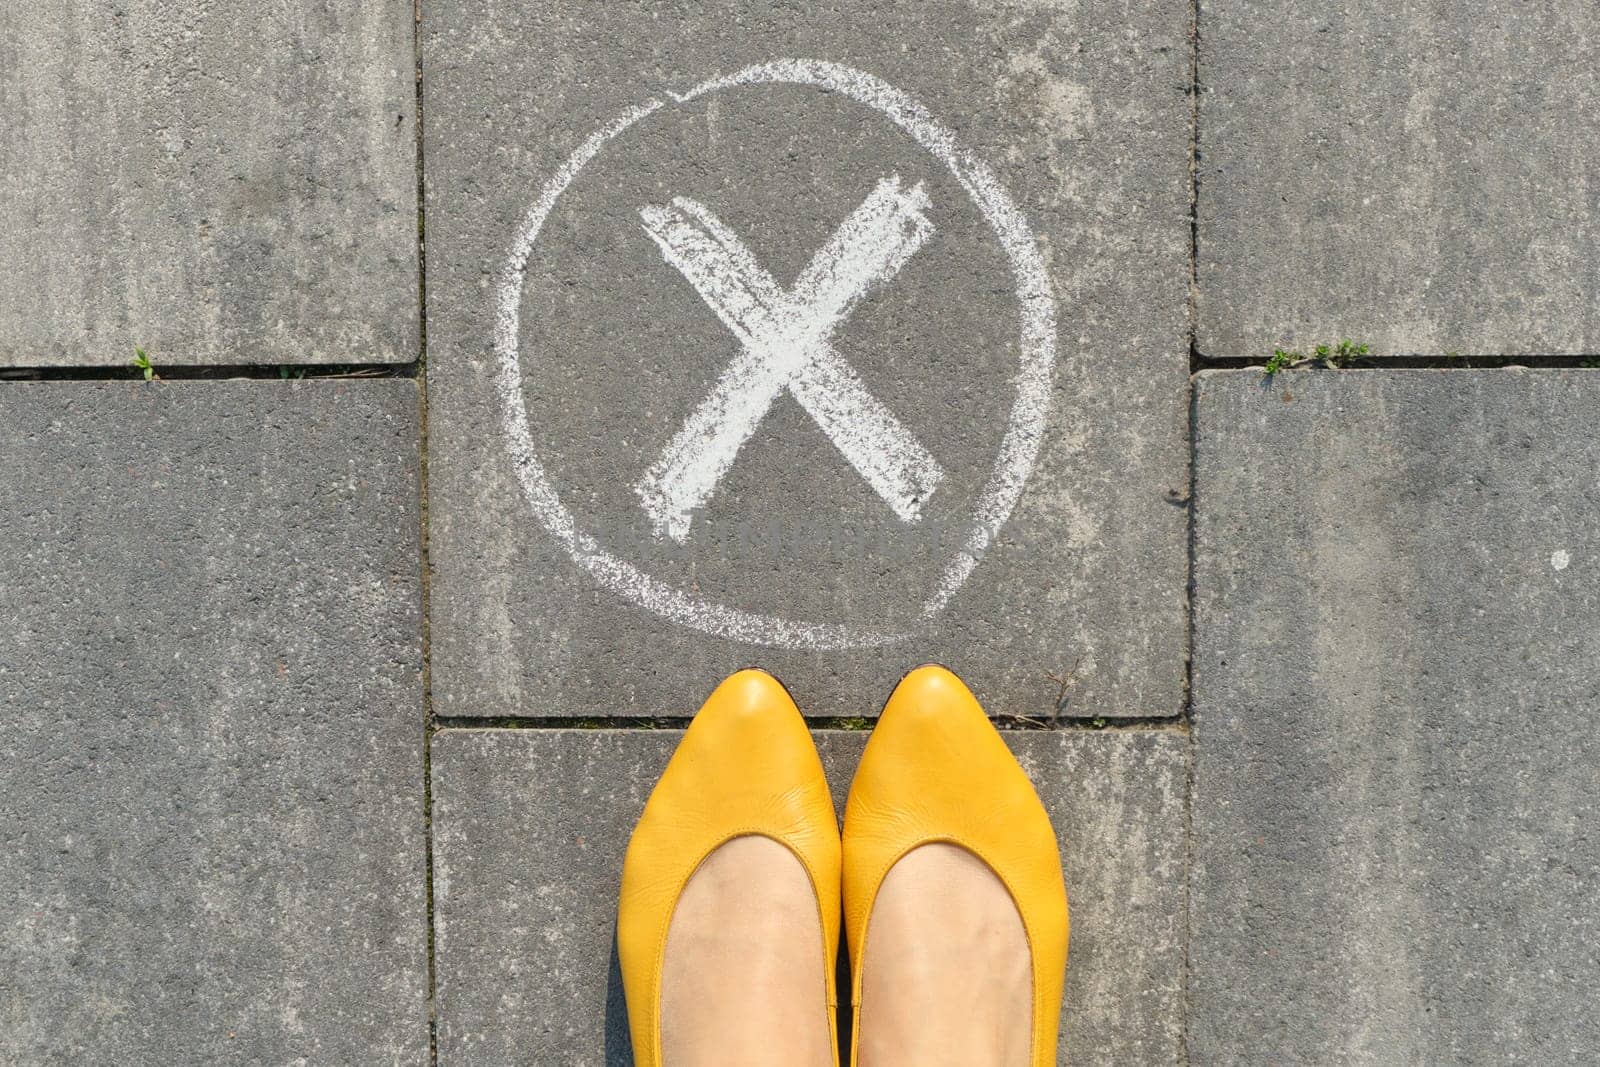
xmin=618 ymin=669 xmax=842 ymax=1067
xmin=843 ymin=665 xmax=1069 ymax=1066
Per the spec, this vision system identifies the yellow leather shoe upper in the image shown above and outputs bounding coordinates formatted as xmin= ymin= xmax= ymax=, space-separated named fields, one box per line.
xmin=617 ymin=669 xmax=842 ymax=1067
xmin=842 ymin=665 xmax=1069 ymax=1067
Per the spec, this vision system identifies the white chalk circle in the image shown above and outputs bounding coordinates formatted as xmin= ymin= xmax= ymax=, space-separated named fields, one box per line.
xmin=493 ymin=59 xmax=1058 ymax=650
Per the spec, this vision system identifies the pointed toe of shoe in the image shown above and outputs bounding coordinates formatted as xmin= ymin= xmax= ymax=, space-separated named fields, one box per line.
xmin=846 ymin=665 xmax=1035 ymax=830
xmin=843 ymin=665 xmax=1069 ymax=1066
xmin=618 ymin=669 xmax=841 ymax=1067
xmin=879 ymin=663 xmax=997 ymax=757
xmin=679 ymin=669 xmax=808 ymax=763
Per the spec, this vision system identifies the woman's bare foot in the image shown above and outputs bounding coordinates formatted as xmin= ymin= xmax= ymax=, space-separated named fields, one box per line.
xmin=857 ymin=843 xmax=1031 ymax=1067
xmin=660 ymin=835 xmax=834 ymax=1067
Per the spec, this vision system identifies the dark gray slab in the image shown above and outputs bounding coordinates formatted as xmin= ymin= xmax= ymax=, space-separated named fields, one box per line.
xmin=424 ymin=0 xmax=1189 ymax=719
xmin=1197 ymin=1 xmax=1600 ymax=357
xmin=1192 ymin=369 xmax=1600 ymax=1061
xmin=0 ymin=1 xmax=417 ymax=365
xmin=431 ymin=725 xmax=1186 ymax=1065
xmin=0 ymin=382 xmax=426 ymax=1063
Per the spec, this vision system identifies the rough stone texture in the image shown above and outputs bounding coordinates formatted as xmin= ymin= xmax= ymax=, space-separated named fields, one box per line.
xmin=424 ymin=0 xmax=1190 ymax=720
xmin=0 ymin=382 xmax=427 ymax=1062
xmin=432 ymin=726 xmax=1186 ymax=1065
xmin=1197 ymin=1 xmax=1600 ymax=357
xmin=0 ymin=1 xmax=418 ymax=365
xmin=1192 ymin=369 xmax=1600 ymax=1062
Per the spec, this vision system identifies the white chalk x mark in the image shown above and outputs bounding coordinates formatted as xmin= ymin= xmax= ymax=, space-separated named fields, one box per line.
xmin=492 ymin=60 xmax=1058 ymax=650
xmin=635 ymin=175 xmax=945 ymax=542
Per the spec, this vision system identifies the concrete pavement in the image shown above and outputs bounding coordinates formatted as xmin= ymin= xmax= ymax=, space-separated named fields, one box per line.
xmin=2 ymin=0 xmax=1597 ymax=1063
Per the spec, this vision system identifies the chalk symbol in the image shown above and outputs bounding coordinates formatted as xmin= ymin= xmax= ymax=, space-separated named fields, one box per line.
xmin=494 ymin=60 xmax=1057 ymax=650
xmin=635 ymin=175 xmax=946 ymax=542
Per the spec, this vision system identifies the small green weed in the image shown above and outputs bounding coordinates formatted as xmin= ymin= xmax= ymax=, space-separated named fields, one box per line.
xmin=1264 ymin=347 xmax=1299 ymax=375
xmin=1263 ymin=339 xmax=1370 ymax=375
xmin=131 ymin=346 xmax=157 ymax=381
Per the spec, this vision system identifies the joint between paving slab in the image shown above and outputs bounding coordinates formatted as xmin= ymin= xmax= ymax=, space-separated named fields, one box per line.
xmin=1182 ymin=0 xmax=1200 ymax=732
xmin=1180 ymin=357 xmax=1199 ymax=1065
xmin=429 ymin=714 xmax=1187 ymax=734
xmin=410 ymin=0 xmax=437 ymax=1062
xmin=1182 ymin=2 xmax=1201 ymax=1055
xmin=0 ymin=362 xmax=422 ymax=382
xmin=1193 ymin=354 xmax=1600 ymax=371
xmin=1187 ymin=0 xmax=1201 ymax=378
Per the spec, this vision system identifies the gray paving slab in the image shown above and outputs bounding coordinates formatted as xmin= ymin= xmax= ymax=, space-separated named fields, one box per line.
xmin=432 ymin=726 xmax=1186 ymax=1065
xmin=0 ymin=1 xmax=418 ymax=365
xmin=423 ymin=0 xmax=1190 ymax=720
xmin=0 ymin=381 xmax=426 ymax=1063
xmin=1196 ymin=1 xmax=1600 ymax=358
xmin=1191 ymin=369 xmax=1600 ymax=1062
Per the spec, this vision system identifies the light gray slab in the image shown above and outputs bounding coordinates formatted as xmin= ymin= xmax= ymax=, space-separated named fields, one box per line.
xmin=0 ymin=382 xmax=426 ymax=1063
xmin=1197 ymin=1 xmax=1600 ymax=357
xmin=431 ymin=726 xmax=1186 ymax=1066
xmin=0 ymin=1 xmax=418 ymax=365
xmin=424 ymin=0 xmax=1190 ymax=720
xmin=1191 ymin=369 xmax=1600 ymax=1062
